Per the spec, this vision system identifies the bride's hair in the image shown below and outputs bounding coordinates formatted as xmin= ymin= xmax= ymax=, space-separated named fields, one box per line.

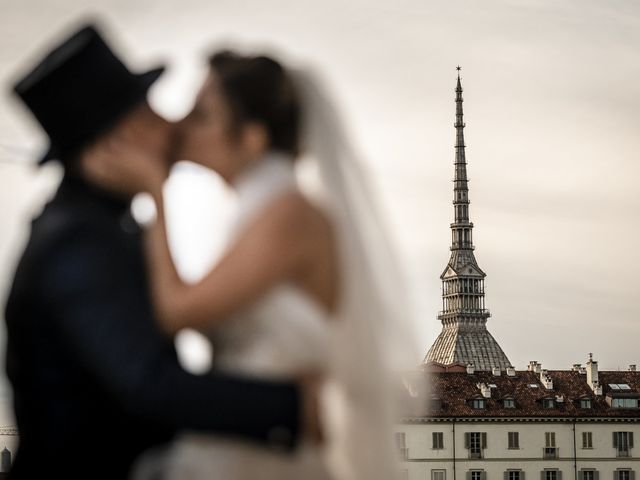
xmin=209 ymin=51 xmax=301 ymax=158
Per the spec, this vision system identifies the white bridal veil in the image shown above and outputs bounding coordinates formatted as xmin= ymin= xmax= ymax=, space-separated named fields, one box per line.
xmin=291 ymin=68 xmax=424 ymax=480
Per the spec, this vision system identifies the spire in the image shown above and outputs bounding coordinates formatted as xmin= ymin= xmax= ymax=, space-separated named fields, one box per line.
xmin=423 ymin=67 xmax=511 ymax=371
xmin=451 ymin=66 xmax=473 ymax=250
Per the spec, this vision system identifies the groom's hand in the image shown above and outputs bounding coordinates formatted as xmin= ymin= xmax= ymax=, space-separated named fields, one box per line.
xmin=300 ymin=373 xmax=324 ymax=445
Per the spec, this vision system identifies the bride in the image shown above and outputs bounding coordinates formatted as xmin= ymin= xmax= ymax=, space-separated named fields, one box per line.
xmin=84 ymin=50 xmax=419 ymax=480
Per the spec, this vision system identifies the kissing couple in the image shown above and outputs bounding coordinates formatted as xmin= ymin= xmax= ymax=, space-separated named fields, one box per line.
xmin=6 ymin=22 xmax=419 ymax=480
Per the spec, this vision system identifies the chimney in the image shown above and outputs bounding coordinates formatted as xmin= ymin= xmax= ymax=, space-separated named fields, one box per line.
xmin=629 ymin=365 xmax=637 ymax=372
xmin=506 ymin=365 xmax=516 ymax=377
xmin=555 ymin=395 xmax=564 ymax=403
xmin=466 ymin=363 xmax=475 ymax=375
xmin=528 ymin=360 xmax=537 ymax=372
xmin=586 ymin=353 xmax=599 ymax=393
xmin=477 ymin=382 xmax=491 ymax=398
xmin=540 ymin=370 xmax=553 ymax=390
xmin=572 ymin=363 xmax=582 ymax=372
xmin=535 ymin=363 xmax=542 ymax=374
xmin=492 ymin=367 xmax=501 ymax=376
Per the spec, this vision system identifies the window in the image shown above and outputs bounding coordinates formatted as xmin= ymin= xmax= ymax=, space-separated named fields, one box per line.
xmin=613 ymin=432 xmax=634 ymax=457
xmin=465 ymin=432 xmax=486 ymax=459
xmin=395 ymin=432 xmax=408 ymax=460
xmin=580 ymin=398 xmax=592 ymax=409
xmin=433 ymin=470 xmax=446 ymax=480
xmin=504 ymin=398 xmax=516 ymax=408
xmin=472 ymin=398 xmax=486 ymax=409
xmin=579 ymin=470 xmax=598 ymax=480
xmin=429 ymin=398 xmax=443 ymax=411
xmin=543 ymin=470 xmax=562 ymax=480
xmin=614 ymin=470 xmax=633 ymax=480
xmin=544 ymin=432 xmax=558 ymax=459
xmin=506 ymin=470 xmax=523 ymax=480
xmin=582 ymin=432 xmax=593 ymax=449
xmin=545 ymin=432 xmax=556 ymax=447
xmin=469 ymin=433 xmax=482 ymax=458
xmin=612 ymin=398 xmax=639 ymax=408
xmin=469 ymin=471 xmax=485 ymax=480
xmin=433 ymin=432 xmax=444 ymax=450
xmin=609 ymin=384 xmax=632 ymax=391
xmin=543 ymin=398 xmax=555 ymax=408
xmin=508 ymin=432 xmax=520 ymax=449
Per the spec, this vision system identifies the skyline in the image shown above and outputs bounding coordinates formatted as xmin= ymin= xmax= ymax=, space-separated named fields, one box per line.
xmin=0 ymin=1 xmax=639 ymax=425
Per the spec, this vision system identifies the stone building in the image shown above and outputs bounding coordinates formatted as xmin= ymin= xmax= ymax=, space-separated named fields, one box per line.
xmin=397 ymin=71 xmax=639 ymax=480
xmin=424 ymin=68 xmax=510 ymax=372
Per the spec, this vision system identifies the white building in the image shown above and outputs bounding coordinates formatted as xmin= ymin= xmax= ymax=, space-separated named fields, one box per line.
xmin=396 ymin=359 xmax=639 ymax=480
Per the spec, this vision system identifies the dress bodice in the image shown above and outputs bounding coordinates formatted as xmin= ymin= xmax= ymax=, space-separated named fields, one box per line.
xmin=206 ymin=154 xmax=331 ymax=378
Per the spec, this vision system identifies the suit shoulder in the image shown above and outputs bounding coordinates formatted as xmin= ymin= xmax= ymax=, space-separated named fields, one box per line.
xmin=22 ymin=204 xmax=131 ymax=278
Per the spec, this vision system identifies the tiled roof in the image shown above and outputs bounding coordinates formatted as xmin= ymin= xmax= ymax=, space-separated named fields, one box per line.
xmin=404 ymin=369 xmax=640 ymax=419
xmin=425 ymin=328 xmax=512 ymax=371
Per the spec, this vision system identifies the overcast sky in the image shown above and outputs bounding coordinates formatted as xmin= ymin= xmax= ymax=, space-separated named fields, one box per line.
xmin=1 ymin=0 xmax=639 ymax=423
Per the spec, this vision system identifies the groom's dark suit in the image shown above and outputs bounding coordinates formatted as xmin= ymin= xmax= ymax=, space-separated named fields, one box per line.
xmin=4 ymin=175 xmax=300 ymax=479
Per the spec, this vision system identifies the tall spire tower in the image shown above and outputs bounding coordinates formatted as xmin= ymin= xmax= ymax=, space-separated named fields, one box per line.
xmin=424 ymin=68 xmax=511 ymax=371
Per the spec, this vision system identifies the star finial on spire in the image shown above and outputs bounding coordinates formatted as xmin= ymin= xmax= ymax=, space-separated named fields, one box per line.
xmin=456 ymin=65 xmax=461 ymax=71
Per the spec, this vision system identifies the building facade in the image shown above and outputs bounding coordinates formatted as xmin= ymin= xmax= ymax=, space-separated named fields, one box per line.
xmin=397 ymin=360 xmax=639 ymax=480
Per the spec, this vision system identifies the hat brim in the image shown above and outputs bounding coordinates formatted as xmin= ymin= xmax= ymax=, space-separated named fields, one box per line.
xmin=38 ymin=65 xmax=165 ymax=165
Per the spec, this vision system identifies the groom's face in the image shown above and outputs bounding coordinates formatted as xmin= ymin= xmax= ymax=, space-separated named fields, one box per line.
xmin=112 ymin=103 xmax=176 ymax=162
xmin=79 ymin=102 xmax=177 ymax=195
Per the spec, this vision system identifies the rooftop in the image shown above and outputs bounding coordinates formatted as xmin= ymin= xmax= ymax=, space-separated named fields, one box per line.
xmin=402 ymin=364 xmax=640 ymax=420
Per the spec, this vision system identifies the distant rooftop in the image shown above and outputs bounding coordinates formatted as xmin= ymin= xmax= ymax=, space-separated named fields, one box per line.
xmin=402 ymin=362 xmax=640 ymax=420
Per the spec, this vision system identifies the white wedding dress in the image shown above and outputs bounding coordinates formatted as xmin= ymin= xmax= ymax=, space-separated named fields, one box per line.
xmin=135 ymin=155 xmax=334 ymax=480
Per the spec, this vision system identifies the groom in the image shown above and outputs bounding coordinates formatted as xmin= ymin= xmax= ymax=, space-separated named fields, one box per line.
xmin=5 ymin=24 xmax=315 ymax=479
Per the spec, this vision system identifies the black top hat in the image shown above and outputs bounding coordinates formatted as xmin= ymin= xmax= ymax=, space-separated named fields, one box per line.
xmin=12 ymin=24 xmax=165 ymax=165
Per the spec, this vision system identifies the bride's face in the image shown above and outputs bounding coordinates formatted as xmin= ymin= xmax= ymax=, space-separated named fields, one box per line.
xmin=179 ymin=73 xmax=259 ymax=182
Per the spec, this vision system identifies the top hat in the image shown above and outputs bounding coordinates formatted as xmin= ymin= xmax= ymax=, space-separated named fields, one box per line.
xmin=12 ymin=24 xmax=165 ymax=165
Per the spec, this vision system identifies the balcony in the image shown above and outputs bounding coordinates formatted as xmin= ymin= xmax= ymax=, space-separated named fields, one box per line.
xmin=543 ymin=447 xmax=559 ymax=459
xmin=616 ymin=448 xmax=630 ymax=458
xmin=438 ymin=308 xmax=491 ymax=318
xmin=398 ymin=448 xmax=409 ymax=460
